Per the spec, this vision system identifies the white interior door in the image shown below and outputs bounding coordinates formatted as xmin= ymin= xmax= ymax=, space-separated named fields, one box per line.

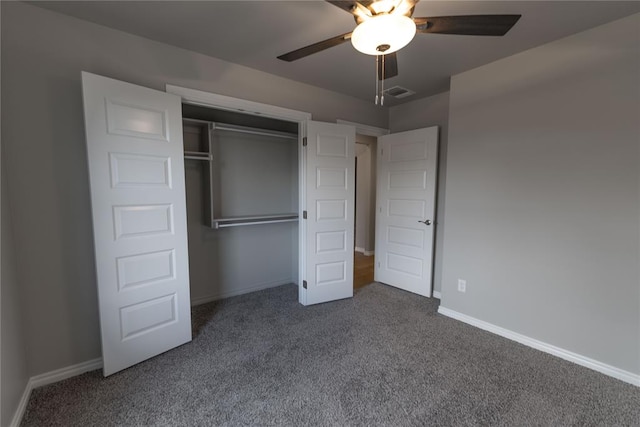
xmin=375 ymin=127 xmax=438 ymax=297
xmin=82 ymin=72 xmax=192 ymax=376
xmin=302 ymin=121 xmax=355 ymax=305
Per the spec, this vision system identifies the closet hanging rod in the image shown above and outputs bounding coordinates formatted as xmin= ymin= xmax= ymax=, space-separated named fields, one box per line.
xmin=182 ymin=117 xmax=297 ymax=140
xmin=214 ymin=218 xmax=298 ymax=229
xmin=212 ymin=213 xmax=299 ymax=229
xmin=214 ymin=213 xmax=298 ymax=222
xmin=184 ymin=151 xmax=213 ymax=161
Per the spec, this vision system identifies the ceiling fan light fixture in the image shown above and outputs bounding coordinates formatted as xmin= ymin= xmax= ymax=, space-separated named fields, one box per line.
xmin=351 ymin=14 xmax=416 ymax=55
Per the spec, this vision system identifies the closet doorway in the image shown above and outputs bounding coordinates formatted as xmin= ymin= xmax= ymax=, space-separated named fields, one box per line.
xmin=181 ymin=103 xmax=301 ymax=306
xmin=168 ymin=85 xmax=357 ymax=308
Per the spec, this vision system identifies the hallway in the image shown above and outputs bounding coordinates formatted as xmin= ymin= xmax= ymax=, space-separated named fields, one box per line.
xmin=354 ymin=252 xmax=374 ymax=289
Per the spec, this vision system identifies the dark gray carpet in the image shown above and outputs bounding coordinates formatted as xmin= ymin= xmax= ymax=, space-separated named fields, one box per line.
xmin=21 ymin=283 xmax=640 ymax=426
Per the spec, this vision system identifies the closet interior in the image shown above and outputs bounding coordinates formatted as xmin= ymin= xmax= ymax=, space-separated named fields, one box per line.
xmin=181 ymin=103 xmax=300 ymax=304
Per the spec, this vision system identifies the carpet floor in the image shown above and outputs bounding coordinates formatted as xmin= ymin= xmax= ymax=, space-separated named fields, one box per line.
xmin=21 ymin=283 xmax=640 ymax=426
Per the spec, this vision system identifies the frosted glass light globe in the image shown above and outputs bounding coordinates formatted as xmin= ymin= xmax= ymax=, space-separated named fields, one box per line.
xmin=351 ymin=14 xmax=417 ymax=55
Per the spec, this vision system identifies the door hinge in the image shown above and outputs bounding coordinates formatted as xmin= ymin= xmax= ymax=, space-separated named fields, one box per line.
xmin=303 ymin=137 xmax=308 ymax=147
xmin=303 ymin=280 xmax=307 ymax=289
xmin=303 ymin=210 xmax=307 ymax=219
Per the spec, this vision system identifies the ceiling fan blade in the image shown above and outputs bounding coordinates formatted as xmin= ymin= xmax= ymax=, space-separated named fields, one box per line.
xmin=277 ymin=32 xmax=352 ymax=62
xmin=414 ymin=15 xmax=521 ymax=36
xmin=377 ymin=52 xmax=398 ymax=80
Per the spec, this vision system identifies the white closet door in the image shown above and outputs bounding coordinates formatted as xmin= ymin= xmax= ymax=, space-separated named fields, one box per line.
xmin=303 ymin=121 xmax=355 ymax=305
xmin=82 ymin=72 xmax=191 ymax=376
xmin=375 ymin=126 xmax=438 ymax=297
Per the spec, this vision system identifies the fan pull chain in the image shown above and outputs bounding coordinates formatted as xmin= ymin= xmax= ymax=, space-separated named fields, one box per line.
xmin=381 ymin=54 xmax=385 ymax=106
xmin=375 ymin=55 xmax=379 ymax=105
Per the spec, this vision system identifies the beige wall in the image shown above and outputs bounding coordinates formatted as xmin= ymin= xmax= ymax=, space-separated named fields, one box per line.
xmin=440 ymin=13 xmax=640 ymax=374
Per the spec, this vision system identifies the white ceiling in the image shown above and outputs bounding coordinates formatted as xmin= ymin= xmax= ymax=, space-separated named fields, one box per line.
xmin=31 ymin=1 xmax=640 ymax=106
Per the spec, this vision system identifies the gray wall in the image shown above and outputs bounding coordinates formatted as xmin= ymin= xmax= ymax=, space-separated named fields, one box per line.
xmin=3 ymin=5 xmax=637 ymax=418
xmin=355 ymin=143 xmax=369 ymax=252
xmin=1 ymin=162 xmax=29 ymax=427
xmin=389 ymin=92 xmax=450 ymax=295
xmin=440 ymin=13 xmax=640 ymax=374
xmin=1 ymin=1 xmax=387 ymax=378
xmin=355 ymin=133 xmax=377 ymax=254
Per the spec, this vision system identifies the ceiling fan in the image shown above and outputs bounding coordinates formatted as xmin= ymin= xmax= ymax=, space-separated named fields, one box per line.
xmin=277 ymin=0 xmax=521 ymax=104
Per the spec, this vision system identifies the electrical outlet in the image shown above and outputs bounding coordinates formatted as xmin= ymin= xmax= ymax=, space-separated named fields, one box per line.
xmin=458 ymin=279 xmax=466 ymax=293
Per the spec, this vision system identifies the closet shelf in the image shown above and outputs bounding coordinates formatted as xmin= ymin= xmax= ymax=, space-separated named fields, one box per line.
xmin=212 ymin=213 xmax=299 ymax=229
xmin=183 ymin=114 xmax=298 ymax=230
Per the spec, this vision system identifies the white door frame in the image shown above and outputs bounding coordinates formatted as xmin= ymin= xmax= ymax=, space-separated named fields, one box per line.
xmin=338 ymin=119 xmax=388 ymax=262
xmin=339 ymin=121 xmax=440 ymax=298
xmin=336 ymin=119 xmax=389 ymax=138
xmin=165 ymin=85 xmax=313 ymax=304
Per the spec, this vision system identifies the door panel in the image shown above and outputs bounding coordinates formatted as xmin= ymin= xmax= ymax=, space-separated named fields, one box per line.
xmin=303 ymin=121 xmax=355 ymax=305
xmin=375 ymin=127 xmax=438 ymax=297
xmin=82 ymin=72 xmax=191 ymax=376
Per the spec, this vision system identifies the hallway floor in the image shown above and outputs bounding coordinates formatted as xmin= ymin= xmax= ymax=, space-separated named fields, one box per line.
xmin=354 ymin=251 xmax=374 ymax=289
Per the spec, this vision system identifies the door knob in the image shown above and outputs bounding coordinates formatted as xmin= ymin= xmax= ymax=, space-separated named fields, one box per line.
xmin=419 ymin=219 xmax=432 ymax=226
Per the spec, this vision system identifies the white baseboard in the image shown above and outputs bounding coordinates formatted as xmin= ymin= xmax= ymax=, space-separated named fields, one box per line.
xmin=14 ymin=305 xmax=636 ymax=426
xmin=354 ymin=247 xmax=374 ymax=256
xmin=10 ymin=278 xmax=290 ymax=425
xmin=10 ymin=383 xmax=31 ymax=427
xmin=190 ymin=278 xmax=293 ymax=306
xmin=10 ymin=358 xmax=103 ymax=427
xmin=437 ymin=306 xmax=639 ymax=387
xmin=432 ymin=291 xmax=442 ymax=299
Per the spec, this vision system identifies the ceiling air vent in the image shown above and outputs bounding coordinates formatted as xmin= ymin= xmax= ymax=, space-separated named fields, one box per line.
xmin=383 ymin=86 xmax=415 ymax=99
